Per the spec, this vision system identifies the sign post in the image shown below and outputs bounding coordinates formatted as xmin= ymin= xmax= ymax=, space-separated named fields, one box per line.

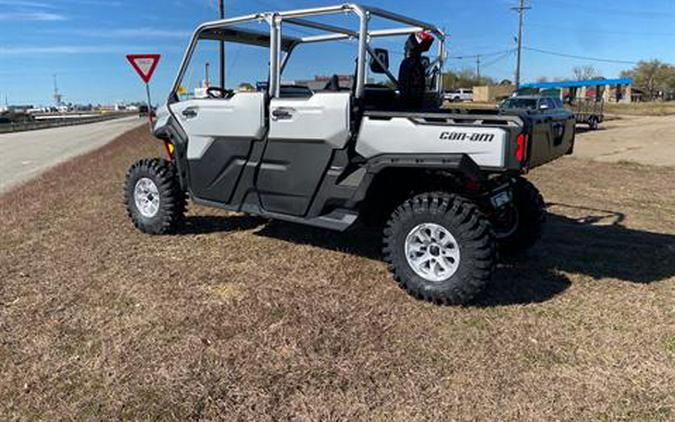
xmin=126 ymin=54 xmax=161 ymax=124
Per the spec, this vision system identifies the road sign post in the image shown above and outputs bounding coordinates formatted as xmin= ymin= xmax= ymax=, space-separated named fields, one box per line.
xmin=126 ymin=54 xmax=161 ymax=125
xmin=145 ymin=83 xmax=153 ymax=123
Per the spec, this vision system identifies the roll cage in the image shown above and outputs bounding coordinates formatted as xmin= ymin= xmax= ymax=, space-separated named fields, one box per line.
xmin=170 ymin=3 xmax=446 ymax=102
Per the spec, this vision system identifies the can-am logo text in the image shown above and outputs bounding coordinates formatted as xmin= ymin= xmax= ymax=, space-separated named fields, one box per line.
xmin=440 ymin=132 xmax=495 ymax=142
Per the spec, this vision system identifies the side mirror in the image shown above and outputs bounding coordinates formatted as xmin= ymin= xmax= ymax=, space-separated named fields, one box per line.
xmin=370 ymin=48 xmax=390 ymax=74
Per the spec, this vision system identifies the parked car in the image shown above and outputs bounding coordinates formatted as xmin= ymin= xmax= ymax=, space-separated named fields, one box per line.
xmin=444 ymin=88 xmax=473 ymax=102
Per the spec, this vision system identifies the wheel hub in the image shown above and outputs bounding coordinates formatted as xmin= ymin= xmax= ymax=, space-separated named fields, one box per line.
xmin=493 ymin=205 xmax=520 ymax=240
xmin=134 ymin=177 xmax=160 ymax=218
xmin=404 ymin=223 xmax=461 ymax=282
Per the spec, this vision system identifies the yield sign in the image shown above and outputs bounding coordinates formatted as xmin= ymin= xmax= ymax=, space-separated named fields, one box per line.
xmin=126 ymin=54 xmax=161 ymax=83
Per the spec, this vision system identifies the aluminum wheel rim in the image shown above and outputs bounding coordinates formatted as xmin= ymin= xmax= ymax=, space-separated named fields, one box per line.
xmin=405 ymin=223 xmax=461 ymax=282
xmin=134 ymin=177 xmax=160 ymax=218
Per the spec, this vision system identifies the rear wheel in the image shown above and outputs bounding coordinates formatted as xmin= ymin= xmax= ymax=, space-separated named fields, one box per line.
xmin=384 ymin=192 xmax=496 ymax=305
xmin=125 ymin=158 xmax=186 ymax=235
xmin=492 ymin=178 xmax=545 ymax=254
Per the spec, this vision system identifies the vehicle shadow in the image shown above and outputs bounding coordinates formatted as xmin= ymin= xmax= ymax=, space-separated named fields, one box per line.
xmin=177 ymin=204 xmax=675 ymax=306
xmin=575 ymin=126 xmax=606 ymax=134
xmin=534 ymin=204 xmax=675 ymax=285
xmin=177 ymin=215 xmax=265 ymax=235
xmin=255 ymin=222 xmax=573 ymax=307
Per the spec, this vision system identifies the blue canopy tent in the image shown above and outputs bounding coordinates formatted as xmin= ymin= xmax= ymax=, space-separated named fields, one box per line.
xmin=519 ymin=78 xmax=634 ymax=103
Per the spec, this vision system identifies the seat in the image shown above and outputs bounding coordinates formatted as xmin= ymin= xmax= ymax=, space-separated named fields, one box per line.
xmin=398 ymin=57 xmax=426 ymax=110
xmin=362 ymin=85 xmax=398 ymax=111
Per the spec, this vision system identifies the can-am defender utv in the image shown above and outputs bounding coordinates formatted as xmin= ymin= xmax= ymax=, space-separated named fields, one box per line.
xmin=125 ymin=4 xmax=575 ymax=305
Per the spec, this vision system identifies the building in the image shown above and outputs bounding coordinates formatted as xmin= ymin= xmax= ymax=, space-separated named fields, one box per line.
xmin=519 ymin=78 xmax=634 ymax=103
xmin=472 ymin=85 xmax=516 ymax=102
xmin=281 ymin=74 xmax=356 ymax=91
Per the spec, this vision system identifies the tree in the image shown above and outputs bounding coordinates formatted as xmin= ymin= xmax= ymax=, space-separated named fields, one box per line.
xmin=536 ymin=76 xmax=549 ymax=83
xmin=443 ymin=69 xmax=496 ymax=89
xmin=621 ymin=60 xmax=675 ymax=100
xmin=572 ymin=65 xmax=600 ymax=81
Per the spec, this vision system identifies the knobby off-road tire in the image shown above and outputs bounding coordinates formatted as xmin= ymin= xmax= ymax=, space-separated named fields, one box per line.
xmin=383 ymin=192 xmax=497 ymax=305
xmin=125 ymin=158 xmax=186 ymax=235
xmin=494 ymin=177 xmax=545 ymax=254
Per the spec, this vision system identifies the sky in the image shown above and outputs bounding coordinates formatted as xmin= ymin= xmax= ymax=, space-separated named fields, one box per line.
xmin=1 ymin=0 xmax=675 ymax=106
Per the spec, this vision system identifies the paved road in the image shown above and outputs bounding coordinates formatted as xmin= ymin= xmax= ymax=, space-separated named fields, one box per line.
xmin=575 ymin=114 xmax=675 ymax=167
xmin=0 ymin=117 xmax=146 ymax=194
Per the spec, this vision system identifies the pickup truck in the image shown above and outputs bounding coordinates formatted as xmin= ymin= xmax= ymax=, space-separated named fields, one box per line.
xmin=124 ymin=4 xmax=576 ymax=305
xmin=444 ymin=88 xmax=474 ymax=102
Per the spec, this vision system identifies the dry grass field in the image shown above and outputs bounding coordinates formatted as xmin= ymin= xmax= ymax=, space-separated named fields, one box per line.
xmin=1 ymin=126 xmax=674 ymax=421
xmin=604 ymin=101 xmax=675 ymax=116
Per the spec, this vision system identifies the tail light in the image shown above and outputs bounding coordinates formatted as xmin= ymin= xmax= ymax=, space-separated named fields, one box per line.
xmin=515 ymin=133 xmax=527 ymax=163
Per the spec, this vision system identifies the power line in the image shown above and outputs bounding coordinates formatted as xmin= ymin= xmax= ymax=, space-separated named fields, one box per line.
xmin=523 ymin=46 xmax=639 ymax=65
xmin=528 ymin=22 xmax=675 ymax=37
xmin=448 ymin=48 xmax=515 ymax=60
xmin=482 ymin=50 xmax=516 ymax=69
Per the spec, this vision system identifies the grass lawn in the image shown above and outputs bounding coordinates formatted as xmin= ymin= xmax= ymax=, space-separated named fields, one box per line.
xmin=1 ymin=126 xmax=674 ymax=420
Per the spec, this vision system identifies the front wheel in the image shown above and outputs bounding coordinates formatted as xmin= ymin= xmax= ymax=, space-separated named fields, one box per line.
xmin=124 ymin=158 xmax=186 ymax=235
xmin=383 ymin=193 xmax=496 ymax=305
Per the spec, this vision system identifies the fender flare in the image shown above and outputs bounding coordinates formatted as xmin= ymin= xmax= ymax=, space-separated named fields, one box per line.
xmin=349 ymin=153 xmax=484 ymax=205
xmin=153 ymin=117 xmax=190 ymax=191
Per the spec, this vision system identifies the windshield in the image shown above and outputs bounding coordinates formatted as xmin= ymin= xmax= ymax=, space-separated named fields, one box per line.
xmin=501 ymin=98 xmax=537 ymax=110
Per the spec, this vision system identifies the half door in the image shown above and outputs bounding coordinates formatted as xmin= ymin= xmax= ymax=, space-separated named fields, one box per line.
xmin=170 ymin=93 xmax=266 ymax=204
xmin=256 ymin=92 xmax=352 ymax=216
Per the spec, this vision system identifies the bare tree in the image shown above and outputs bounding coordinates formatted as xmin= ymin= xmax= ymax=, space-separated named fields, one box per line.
xmin=573 ymin=65 xmax=599 ymax=81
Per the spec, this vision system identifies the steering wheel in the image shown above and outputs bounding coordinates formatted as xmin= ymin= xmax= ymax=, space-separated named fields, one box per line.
xmin=206 ymin=86 xmax=234 ymax=99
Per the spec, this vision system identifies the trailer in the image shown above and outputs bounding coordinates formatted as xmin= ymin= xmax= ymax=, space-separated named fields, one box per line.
xmin=570 ymin=97 xmax=604 ymax=130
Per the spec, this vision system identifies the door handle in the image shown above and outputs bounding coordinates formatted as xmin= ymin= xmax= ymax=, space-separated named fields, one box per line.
xmin=271 ymin=107 xmax=294 ymax=121
xmin=182 ymin=107 xmax=198 ymax=119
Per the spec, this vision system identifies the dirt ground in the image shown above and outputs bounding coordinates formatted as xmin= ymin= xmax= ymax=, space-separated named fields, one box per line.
xmin=1 ymin=126 xmax=674 ymax=421
xmin=574 ymin=114 xmax=675 ymax=167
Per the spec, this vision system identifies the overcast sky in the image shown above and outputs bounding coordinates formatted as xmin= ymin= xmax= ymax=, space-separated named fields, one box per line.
xmin=1 ymin=0 xmax=674 ymax=105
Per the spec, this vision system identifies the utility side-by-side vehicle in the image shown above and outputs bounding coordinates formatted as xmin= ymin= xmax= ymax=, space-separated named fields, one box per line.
xmin=124 ymin=4 xmax=576 ymax=305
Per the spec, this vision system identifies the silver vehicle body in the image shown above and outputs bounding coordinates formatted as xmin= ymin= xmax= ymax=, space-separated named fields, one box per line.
xmin=152 ymin=4 xmax=574 ymax=231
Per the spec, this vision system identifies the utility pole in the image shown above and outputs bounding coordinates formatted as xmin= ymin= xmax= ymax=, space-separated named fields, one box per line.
xmin=476 ymin=56 xmax=481 ymax=83
xmin=219 ymin=0 xmax=225 ymax=90
xmin=512 ymin=0 xmax=531 ymax=90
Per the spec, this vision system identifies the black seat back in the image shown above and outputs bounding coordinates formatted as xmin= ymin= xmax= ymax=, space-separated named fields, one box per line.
xmin=398 ymin=56 xmax=426 ymax=110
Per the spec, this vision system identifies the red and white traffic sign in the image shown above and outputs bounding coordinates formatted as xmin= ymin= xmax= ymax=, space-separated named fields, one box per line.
xmin=126 ymin=54 xmax=161 ymax=83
